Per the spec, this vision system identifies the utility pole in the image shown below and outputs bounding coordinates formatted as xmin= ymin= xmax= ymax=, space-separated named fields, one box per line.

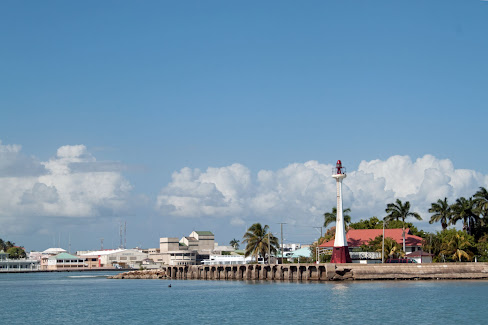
xmin=382 ymin=221 xmax=385 ymax=263
xmin=268 ymin=232 xmax=270 ymax=265
xmin=278 ymin=223 xmax=286 ymax=264
xmin=101 ymin=238 xmax=104 ymax=250
xmin=313 ymin=226 xmax=323 ymax=263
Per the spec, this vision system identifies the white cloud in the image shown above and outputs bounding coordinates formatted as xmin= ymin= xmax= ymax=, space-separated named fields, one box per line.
xmin=0 ymin=142 xmax=132 ymax=233
xmin=156 ymin=155 xmax=488 ymax=234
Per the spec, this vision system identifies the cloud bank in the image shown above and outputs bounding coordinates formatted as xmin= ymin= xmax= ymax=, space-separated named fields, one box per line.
xmin=156 ymin=155 xmax=488 ymax=231
xmin=0 ymin=142 xmax=132 ymax=233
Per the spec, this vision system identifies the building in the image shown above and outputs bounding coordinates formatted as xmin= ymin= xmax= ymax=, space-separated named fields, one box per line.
xmin=0 ymin=251 xmax=40 ymax=272
xmin=78 ymin=249 xmax=148 ymax=269
xmin=152 ymin=231 xmax=221 ymax=266
xmin=406 ymin=250 xmax=434 ymax=263
xmin=201 ymin=254 xmax=247 ymax=265
xmin=318 ymin=228 xmax=423 ymax=263
xmin=41 ymin=253 xmax=86 ymax=270
xmin=157 ymin=237 xmax=197 ymax=266
xmin=320 ymin=228 xmax=423 ymax=253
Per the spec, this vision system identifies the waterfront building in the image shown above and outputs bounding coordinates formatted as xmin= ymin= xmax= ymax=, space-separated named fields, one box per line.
xmin=318 ymin=228 xmax=423 ymax=263
xmin=78 ymin=249 xmax=148 ymax=269
xmin=151 ymin=230 xmax=223 ymax=266
xmin=0 ymin=251 xmax=40 ymax=272
xmin=282 ymin=243 xmax=301 ymax=252
xmin=406 ymin=250 xmax=434 ymax=263
xmin=201 ymin=254 xmax=247 ymax=265
xmin=157 ymin=237 xmax=197 ymax=266
xmin=41 ymin=252 xmax=85 ymax=270
xmin=288 ymin=247 xmax=312 ymax=261
xmin=42 ymin=247 xmax=67 ymax=256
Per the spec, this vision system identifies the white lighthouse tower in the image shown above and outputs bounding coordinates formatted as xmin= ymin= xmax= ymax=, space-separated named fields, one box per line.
xmin=331 ymin=160 xmax=351 ymax=263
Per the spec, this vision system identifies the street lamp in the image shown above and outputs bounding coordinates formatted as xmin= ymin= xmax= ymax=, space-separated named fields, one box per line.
xmin=382 ymin=218 xmax=388 ymax=263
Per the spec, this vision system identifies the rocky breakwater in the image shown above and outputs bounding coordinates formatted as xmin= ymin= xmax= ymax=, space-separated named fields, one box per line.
xmin=109 ymin=270 xmax=167 ymax=279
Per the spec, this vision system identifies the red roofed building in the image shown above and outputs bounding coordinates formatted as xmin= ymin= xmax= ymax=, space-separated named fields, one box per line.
xmin=319 ymin=228 xmax=423 ymax=253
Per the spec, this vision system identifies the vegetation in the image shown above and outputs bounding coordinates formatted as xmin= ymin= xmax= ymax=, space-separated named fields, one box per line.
xmin=384 ymin=199 xmax=422 ymax=252
xmin=242 ymin=223 xmax=279 ymax=263
xmin=360 ymin=235 xmax=404 ymax=261
xmin=0 ymin=238 xmax=16 ymax=252
xmin=6 ymin=247 xmax=26 ymax=259
xmin=428 ymin=198 xmax=451 ymax=230
xmin=266 ymin=186 xmax=488 ymax=264
xmin=229 ymin=238 xmax=240 ymax=250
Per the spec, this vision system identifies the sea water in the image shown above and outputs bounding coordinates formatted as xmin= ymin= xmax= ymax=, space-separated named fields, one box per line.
xmin=1 ymin=271 xmax=487 ymax=324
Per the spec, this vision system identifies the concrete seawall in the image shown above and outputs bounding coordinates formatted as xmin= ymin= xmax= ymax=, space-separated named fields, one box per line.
xmin=110 ymin=263 xmax=488 ymax=281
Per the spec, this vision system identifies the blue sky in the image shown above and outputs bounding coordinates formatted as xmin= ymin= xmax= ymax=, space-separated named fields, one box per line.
xmin=1 ymin=1 xmax=488 ymax=252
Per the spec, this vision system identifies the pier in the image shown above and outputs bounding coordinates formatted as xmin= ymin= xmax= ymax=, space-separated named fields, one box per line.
xmin=110 ymin=262 xmax=488 ymax=281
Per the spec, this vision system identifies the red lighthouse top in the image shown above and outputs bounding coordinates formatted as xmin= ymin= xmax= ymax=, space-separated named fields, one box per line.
xmin=336 ymin=160 xmax=344 ymax=174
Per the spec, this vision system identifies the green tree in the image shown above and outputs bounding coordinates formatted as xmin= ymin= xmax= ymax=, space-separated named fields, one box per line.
xmin=440 ymin=230 xmax=474 ymax=262
xmin=359 ymin=235 xmax=403 ymax=261
xmin=323 ymin=207 xmax=351 ymax=228
xmin=229 ymin=238 xmax=240 ymax=250
xmin=349 ymin=216 xmax=383 ymax=230
xmin=475 ymin=234 xmax=488 ymax=262
xmin=6 ymin=247 xmax=26 ymax=259
xmin=429 ymin=197 xmax=451 ymax=230
xmin=474 ymin=187 xmax=488 ymax=218
xmin=450 ymin=197 xmax=479 ymax=235
xmin=242 ymin=223 xmax=279 ymax=263
xmin=385 ymin=199 xmax=422 ymax=252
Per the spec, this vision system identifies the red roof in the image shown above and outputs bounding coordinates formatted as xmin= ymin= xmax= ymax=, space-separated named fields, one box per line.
xmin=318 ymin=228 xmax=423 ymax=248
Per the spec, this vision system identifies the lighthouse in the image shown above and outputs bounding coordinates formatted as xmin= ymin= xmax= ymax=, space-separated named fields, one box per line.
xmin=331 ymin=160 xmax=352 ymax=263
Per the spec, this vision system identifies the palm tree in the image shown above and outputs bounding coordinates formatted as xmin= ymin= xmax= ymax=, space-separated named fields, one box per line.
xmin=242 ymin=223 xmax=279 ymax=263
xmin=229 ymin=238 xmax=240 ymax=250
xmin=4 ymin=241 xmax=14 ymax=251
xmin=474 ymin=187 xmax=488 ymax=218
xmin=428 ymin=197 xmax=451 ymax=230
xmin=323 ymin=207 xmax=351 ymax=228
xmin=385 ymin=199 xmax=422 ymax=252
xmin=440 ymin=232 xmax=473 ymax=262
xmin=450 ymin=197 xmax=479 ymax=235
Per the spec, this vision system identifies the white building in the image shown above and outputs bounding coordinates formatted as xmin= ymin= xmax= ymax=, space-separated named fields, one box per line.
xmin=78 ymin=249 xmax=148 ymax=269
xmin=202 ymin=254 xmax=248 ymax=265
xmin=0 ymin=252 xmax=40 ymax=272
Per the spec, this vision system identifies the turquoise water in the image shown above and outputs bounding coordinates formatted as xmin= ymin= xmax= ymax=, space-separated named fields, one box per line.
xmin=1 ymin=271 xmax=487 ymax=324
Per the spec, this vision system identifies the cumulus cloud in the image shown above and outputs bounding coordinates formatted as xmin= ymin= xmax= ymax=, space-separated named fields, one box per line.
xmin=156 ymin=155 xmax=488 ymax=234
xmin=0 ymin=142 xmax=132 ymax=233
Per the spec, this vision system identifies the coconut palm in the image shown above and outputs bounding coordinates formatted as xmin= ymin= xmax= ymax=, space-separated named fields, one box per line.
xmin=242 ymin=223 xmax=279 ymax=263
xmin=474 ymin=187 xmax=488 ymax=218
xmin=323 ymin=207 xmax=351 ymax=228
xmin=385 ymin=199 xmax=422 ymax=252
xmin=450 ymin=197 xmax=479 ymax=235
xmin=229 ymin=238 xmax=240 ymax=250
xmin=440 ymin=231 xmax=473 ymax=262
xmin=428 ymin=197 xmax=451 ymax=230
